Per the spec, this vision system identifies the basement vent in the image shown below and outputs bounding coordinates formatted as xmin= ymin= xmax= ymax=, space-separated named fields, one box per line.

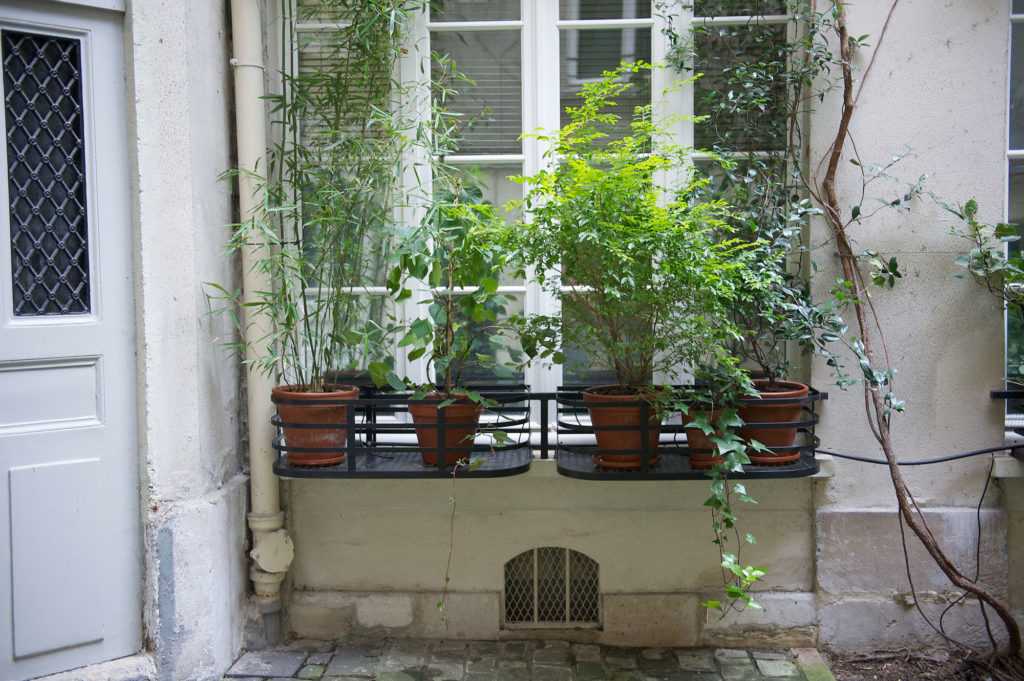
xmin=503 ymin=547 xmax=600 ymax=627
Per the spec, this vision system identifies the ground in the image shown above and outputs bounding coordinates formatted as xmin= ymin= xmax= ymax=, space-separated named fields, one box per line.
xmin=224 ymin=640 xmax=829 ymax=681
xmin=825 ymin=649 xmax=1023 ymax=681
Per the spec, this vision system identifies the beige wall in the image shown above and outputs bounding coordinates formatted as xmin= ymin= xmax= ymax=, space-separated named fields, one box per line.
xmin=284 ymin=0 xmax=1019 ymax=651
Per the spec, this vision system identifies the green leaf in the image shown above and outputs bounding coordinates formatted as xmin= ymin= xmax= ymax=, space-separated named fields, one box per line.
xmin=386 ymin=372 xmax=407 ymax=392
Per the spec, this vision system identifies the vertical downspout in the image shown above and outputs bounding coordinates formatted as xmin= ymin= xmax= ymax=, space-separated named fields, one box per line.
xmin=229 ymin=0 xmax=294 ymax=630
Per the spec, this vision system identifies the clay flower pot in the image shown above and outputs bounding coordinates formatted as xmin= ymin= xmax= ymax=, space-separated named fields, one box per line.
xmin=272 ymin=384 xmax=360 ymax=466
xmin=408 ymin=392 xmax=482 ymax=466
xmin=684 ymin=408 xmax=723 ymax=470
xmin=583 ymin=386 xmax=661 ymax=470
xmin=738 ymin=379 xmax=809 ymax=465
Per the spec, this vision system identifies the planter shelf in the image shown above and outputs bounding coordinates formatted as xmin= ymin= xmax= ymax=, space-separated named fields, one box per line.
xmin=270 ymin=385 xmax=827 ymax=480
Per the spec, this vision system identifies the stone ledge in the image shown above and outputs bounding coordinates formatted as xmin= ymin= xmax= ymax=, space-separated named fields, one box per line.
xmin=35 ymin=653 xmax=156 ymax=681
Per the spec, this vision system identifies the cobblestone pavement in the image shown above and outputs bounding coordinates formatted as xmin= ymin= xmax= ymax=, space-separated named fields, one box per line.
xmin=224 ymin=640 xmax=817 ymax=681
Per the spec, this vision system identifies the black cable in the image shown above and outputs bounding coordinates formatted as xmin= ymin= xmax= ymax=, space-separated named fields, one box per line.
xmin=815 ymin=444 xmax=1018 ymax=466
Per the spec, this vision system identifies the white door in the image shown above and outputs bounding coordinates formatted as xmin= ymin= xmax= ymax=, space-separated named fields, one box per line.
xmin=0 ymin=1 xmax=141 ymax=679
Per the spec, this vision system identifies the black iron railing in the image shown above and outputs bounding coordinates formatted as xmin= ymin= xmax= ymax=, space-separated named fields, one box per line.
xmin=271 ymin=385 xmax=827 ymax=479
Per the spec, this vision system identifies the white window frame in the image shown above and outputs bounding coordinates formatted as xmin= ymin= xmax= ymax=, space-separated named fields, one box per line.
xmin=1005 ymin=7 xmax=1024 ymax=427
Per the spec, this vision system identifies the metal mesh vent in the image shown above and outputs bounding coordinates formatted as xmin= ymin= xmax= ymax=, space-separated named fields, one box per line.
xmin=503 ymin=547 xmax=600 ymax=627
xmin=3 ymin=30 xmax=90 ymax=316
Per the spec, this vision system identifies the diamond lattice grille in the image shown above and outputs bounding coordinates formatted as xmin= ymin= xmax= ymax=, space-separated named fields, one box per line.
xmin=3 ymin=30 xmax=89 ymax=316
xmin=503 ymin=547 xmax=600 ymax=626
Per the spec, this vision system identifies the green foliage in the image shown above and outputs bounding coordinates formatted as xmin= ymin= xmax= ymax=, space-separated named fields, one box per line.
xmin=211 ymin=0 xmax=418 ymax=391
xmin=502 ymin=63 xmax=756 ymax=391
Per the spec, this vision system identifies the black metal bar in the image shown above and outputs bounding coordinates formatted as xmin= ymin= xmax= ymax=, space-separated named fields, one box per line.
xmin=540 ymin=395 xmax=550 ymax=460
xmin=640 ymin=400 xmax=650 ymax=473
xmin=346 ymin=401 xmax=356 ymax=473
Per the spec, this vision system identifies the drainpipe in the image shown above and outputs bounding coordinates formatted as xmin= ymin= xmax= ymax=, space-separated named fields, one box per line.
xmin=229 ymin=0 xmax=294 ymax=627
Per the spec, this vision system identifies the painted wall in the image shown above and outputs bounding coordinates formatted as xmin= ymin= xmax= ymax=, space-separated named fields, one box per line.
xmin=127 ymin=0 xmax=249 ymax=679
xmin=281 ymin=0 xmax=1022 ymax=653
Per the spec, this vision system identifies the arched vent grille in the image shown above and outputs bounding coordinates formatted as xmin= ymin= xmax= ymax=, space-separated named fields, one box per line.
xmin=503 ymin=547 xmax=600 ymax=627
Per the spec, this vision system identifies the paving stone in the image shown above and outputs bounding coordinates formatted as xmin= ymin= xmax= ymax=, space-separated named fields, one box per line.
xmin=534 ymin=646 xmax=571 ymax=665
xmin=466 ymin=656 xmax=496 ymax=673
xmin=543 ymin=640 xmax=571 ymax=649
xmin=227 ymin=651 xmax=308 ymax=678
xmin=714 ymin=650 xmax=750 ymax=664
xmin=751 ymin=651 xmax=789 ymax=662
xmin=609 ymin=671 xmax=646 ymax=681
xmin=469 ymin=641 xmax=498 ymax=657
xmin=604 ymin=652 xmax=638 ymax=670
xmin=496 ymin=663 xmax=530 ymax=681
xmin=573 ymin=644 xmax=602 ymax=663
xmin=675 ymin=651 xmax=716 ymax=673
xmin=307 ymin=653 xmax=333 ymax=666
xmin=576 ymin=661 xmax=608 ymax=681
xmin=679 ymin=674 xmax=723 ymax=681
xmin=378 ymin=673 xmax=419 ymax=681
xmin=381 ymin=640 xmax=430 ymax=671
xmin=499 ymin=641 xmax=534 ymax=660
xmin=465 ymin=675 xmax=497 ymax=681
xmin=297 ymin=664 xmax=326 ymax=679
xmin=326 ymin=647 xmax=379 ymax=676
xmin=718 ymin=662 xmax=759 ymax=681
xmin=534 ymin=664 xmax=574 ymax=681
xmin=754 ymin=659 xmax=799 ymax=678
xmin=641 ymin=649 xmax=669 ymax=661
xmin=499 ymin=660 xmax=528 ymax=670
xmin=423 ymin=660 xmax=465 ymax=681
xmin=639 ymin=650 xmax=678 ymax=677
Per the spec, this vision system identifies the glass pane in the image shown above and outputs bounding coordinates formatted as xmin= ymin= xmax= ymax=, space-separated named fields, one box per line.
xmin=1011 ymin=23 xmax=1024 ymax=149
xmin=694 ymin=0 xmax=787 ymax=16
xmin=1008 ymin=160 xmax=1024 ymax=396
xmin=296 ymin=0 xmax=347 ymax=21
xmin=458 ymin=164 xmax=524 ymax=284
xmin=559 ymin=28 xmax=652 ymax=137
xmin=432 ymin=30 xmax=523 ymax=154
xmin=562 ymin=296 xmax=621 ymax=388
xmin=328 ymin=294 xmax=399 ymax=373
xmin=694 ymin=23 xmax=788 ymax=151
xmin=431 ymin=0 xmax=520 ymax=22
xmin=1015 ymin=0 xmax=1024 ymax=13
xmin=559 ymin=0 xmax=652 ymax=20
xmin=3 ymin=31 xmax=90 ymax=316
xmin=433 ymin=292 xmax=526 ymax=386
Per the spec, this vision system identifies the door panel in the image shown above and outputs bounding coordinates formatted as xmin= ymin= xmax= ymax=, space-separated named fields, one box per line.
xmin=0 ymin=2 xmax=140 ymax=679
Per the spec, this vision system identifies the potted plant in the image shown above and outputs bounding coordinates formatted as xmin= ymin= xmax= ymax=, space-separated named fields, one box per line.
xmin=378 ymin=174 xmax=516 ymax=466
xmin=503 ymin=64 xmax=753 ymax=470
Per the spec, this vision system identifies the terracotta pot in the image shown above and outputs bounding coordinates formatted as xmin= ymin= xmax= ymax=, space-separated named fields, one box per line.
xmin=738 ymin=379 xmax=809 ymax=465
xmin=408 ymin=392 xmax=482 ymax=466
xmin=583 ymin=386 xmax=661 ymax=470
xmin=272 ymin=384 xmax=359 ymax=467
xmin=684 ymin=408 xmax=723 ymax=470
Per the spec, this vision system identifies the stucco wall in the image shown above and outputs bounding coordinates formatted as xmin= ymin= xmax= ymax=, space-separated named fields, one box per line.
xmin=128 ymin=1 xmax=248 ymax=679
xmin=281 ymin=0 xmax=1021 ymax=654
xmin=807 ymin=0 xmax=1013 ymax=650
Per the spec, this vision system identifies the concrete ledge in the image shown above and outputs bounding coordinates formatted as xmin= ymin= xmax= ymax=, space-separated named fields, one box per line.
xmin=701 ymin=592 xmax=817 ymax=648
xmin=993 ymin=455 xmax=1024 ymax=478
xmin=794 ymin=648 xmax=836 ymax=681
xmin=35 ymin=653 xmax=156 ymax=681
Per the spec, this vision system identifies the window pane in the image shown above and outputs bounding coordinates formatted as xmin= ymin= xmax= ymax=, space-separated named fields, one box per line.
xmin=559 ymin=0 xmax=652 ymax=20
xmin=694 ymin=23 xmax=788 ymax=151
xmin=559 ymin=28 xmax=652 ymax=136
xmin=1008 ymin=161 xmax=1024 ymax=395
xmin=1015 ymin=0 xmax=1024 ymax=14
xmin=4 ymin=31 xmax=90 ymax=316
xmin=562 ymin=297 xmax=619 ymax=387
xmin=694 ymin=0 xmax=787 ymax=16
xmin=430 ymin=0 xmax=520 ymax=22
xmin=462 ymin=164 xmax=524 ymax=285
xmin=1012 ymin=23 xmax=1024 ymax=149
xmin=434 ymin=292 xmax=526 ymax=385
xmin=432 ymin=30 xmax=523 ymax=154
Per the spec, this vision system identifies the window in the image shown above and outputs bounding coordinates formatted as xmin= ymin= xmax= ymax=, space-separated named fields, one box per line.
xmin=1009 ymin=5 xmax=1024 ymax=419
xmin=289 ymin=1 xmax=796 ymax=396
xmin=503 ymin=547 xmax=600 ymax=627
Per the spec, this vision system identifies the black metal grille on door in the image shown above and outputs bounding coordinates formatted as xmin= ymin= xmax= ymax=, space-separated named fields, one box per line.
xmin=503 ymin=547 xmax=600 ymax=627
xmin=2 ymin=30 xmax=89 ymax=316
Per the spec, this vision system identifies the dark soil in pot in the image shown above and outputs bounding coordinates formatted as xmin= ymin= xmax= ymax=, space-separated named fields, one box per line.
xmin=408 ymin=392 xmax=482 ymax=467
xmin=272 ymin=384 xmax=360 ymax=466
xmin=683 ymin=408 xmax=723 ymax=470
xmin=738 ymin=379 xmax=808 ymax=465
xmin=583 ymin=385 xmax=661 ymax=470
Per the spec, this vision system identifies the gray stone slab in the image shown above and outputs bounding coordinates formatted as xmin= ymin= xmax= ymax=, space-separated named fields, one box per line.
xmin=754 ymin=659 xmax=799 ymax=678
xmin=423 ymin=660 xmax=465 ymax=681
xmin=573 ymin=644 xmax=602 ymax=663
xmin=641 ymin=649 xmax=669 ymax=661
xmin=718 ymin=663 xmax=759 ymax=681
xmin=326 ymin=647 xmax=379 ymax=676
xmin=499 ymin=641 xmax=534 ymax=661
xmin=307 ymin=653 xmax=333 ymax=666
xmin=679 ymin=674 xmax=723 ymax=681
xmin=604 ymin=652 xmax=638 ymax=670
xmin=227 ymin=651 xmax=308 ymax=678
xmin=533 ymin=646 xmax=571 ymax=666
xmin=675 ymin=651 xmax=716 ymax=673
xmin=466 ymin=656 xmax=496 ymax=673
xmin=713 ymin=650 xmax=750 ymax=663
xmin=751 ymin=651 xmax=789 ymax=662
xmin=297 ymin=664 xmax=327 ymax=679
xmin=496 ymin=663 xmax=530 ymax=681
xmin=608 ymin=671 xmax=645 ymax=681
xmin=469 ymin=641 xmax=498 ymax=657
xmin=378 ymin=673 xmax=419 ymax=681
xmin=534 ymin=664 xmax=574 ymax=681
xmin=465 ymin=674 xmax=497 ymax=681
xmin=576 ymin=661 xmax=608 ymax=681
